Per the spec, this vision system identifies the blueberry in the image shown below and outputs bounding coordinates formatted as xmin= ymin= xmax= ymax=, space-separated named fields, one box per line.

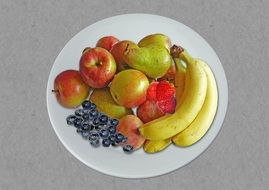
xmin=115 ymin=133 xmax=124 ymax=143
xmin=90 ymin=103 xmax=97 ymax=110
xmin=109 ymin=134 xmax=116 ymax=142
xmin=108 ymin=126 xmax=116 ymax=134
xmin=93 ymin=118 xmax=100 ymax=125
xmin=75 ymin=109 xmax=84 ymax=117
xmin=100 ymin=115 xmax=108 ymax=124
xmin=94 ymin=125 xmax=102 ymax=131
xmin=99 ymin=129 xmax=109 ymax=139
xmin=89 ymin=124 xmax=95 ymax=131
xmin=123 ymin=144 xmax=133 ymax=153
xmin=89 ymin=132 xmax=99 ymax=141
xmin=102 ymin=138 xmax=111 ymax=147
xmin=82 ymin=130 xmax=90 ymax=138
xmin=66 ymin=115 xmax=76 ymax=125
xmin=81 ymin=122 xmax=90 ymax=131
xmin=74 ymin=118 xmax=83 ymax=128
xmin=82 ymin=100 xmax=91 ymax=109
xmin=76 ymin=128 xmax=83 ymax=134
xmin=110 ymin=119 xmax=119 ymax=127
xmin=90 ymin=139 xmax=100 ymax=147
xmin=122 ymin=137 xmax=128 ymax=143
xmin=90 ymin=110 xmax=98 ymax=118
xmin=82 ymin=113 xmax=90 ymax=120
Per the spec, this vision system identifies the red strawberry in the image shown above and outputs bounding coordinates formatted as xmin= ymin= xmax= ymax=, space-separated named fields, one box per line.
xmin=156 ymin=81 xmax=176 ymax=101
xmin=157 ymin=97 xmax=176 ymax=114
xmin=146 ymin=81 xmax=158 ymax=101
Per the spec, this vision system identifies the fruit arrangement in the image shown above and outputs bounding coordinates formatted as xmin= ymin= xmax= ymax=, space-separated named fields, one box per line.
xmin=52 ymin=33 xmax=218 ymax=154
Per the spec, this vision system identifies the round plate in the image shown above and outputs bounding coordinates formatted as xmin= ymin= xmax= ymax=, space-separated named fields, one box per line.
xmin=46 ymin=14 xmax=228 ymax=178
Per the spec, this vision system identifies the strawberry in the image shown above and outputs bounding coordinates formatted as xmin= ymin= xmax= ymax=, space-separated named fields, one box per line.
xmin=156 ymin=81 xmax=176 ymax=101
xmin=157 ymin=97 xmax=176 ymax=114
xmin=146 ymin=81 xmax=158 ymax=101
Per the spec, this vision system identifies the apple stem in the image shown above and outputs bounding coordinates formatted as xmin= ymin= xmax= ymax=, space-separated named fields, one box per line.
xmin=51 ymin=89 xmax=59 ymax=93
xmin=124 ymin=44 xmax=130 ymax=55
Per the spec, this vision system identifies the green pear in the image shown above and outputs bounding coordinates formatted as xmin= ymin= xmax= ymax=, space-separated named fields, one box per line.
xmin=90 ymin=88 xmax=133 ymax=119
xmin=138 ymin=33 xmax=171 ymax=51
xmin=123 ymin=44 xmax=171 ymax=79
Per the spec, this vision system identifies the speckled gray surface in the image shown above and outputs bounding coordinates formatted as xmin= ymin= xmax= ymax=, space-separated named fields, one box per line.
xmin=0 ymin=0 xmax=268 ymax=189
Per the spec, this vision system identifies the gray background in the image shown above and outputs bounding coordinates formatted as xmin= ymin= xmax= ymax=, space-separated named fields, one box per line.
xmin=0 ymin=0 xmax=268 ymax=189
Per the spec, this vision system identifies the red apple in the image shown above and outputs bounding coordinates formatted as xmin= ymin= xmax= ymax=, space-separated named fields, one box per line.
xmin=79 ymin=47 xmax=116 ymax=88
xmin=137 ymin=100 xmax=165 ymax=123
xmin=110 ymin=69 xmax=149 ymax=108
xmin=53 ymin=70 xmax=89 ymax=108
xmin=110 ymin=40 xmax=137 ymax=72
xmin=117 ymin=115 xmax=145 ymax=150
xmin=96 ymin=36 xmax=119 ymax=51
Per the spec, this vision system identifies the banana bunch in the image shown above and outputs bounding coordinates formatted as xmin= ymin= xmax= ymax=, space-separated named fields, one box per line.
xmin=141 ymin=45 xmax=218 ymax=153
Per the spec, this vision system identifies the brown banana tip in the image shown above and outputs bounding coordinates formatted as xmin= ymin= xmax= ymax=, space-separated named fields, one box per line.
xmin=170 ymin=45 xmax=184 ymax=58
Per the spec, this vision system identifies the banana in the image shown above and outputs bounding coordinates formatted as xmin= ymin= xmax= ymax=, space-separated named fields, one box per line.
xmin=139 ymin=46 xmax=207 ymax=140
xmin=172 ymin=58 xmax=218 ymax=146
xmin=143 ymin=139 xmax=171 ymax=153
xmin=143 ymin=58 xmax=186 ymax=153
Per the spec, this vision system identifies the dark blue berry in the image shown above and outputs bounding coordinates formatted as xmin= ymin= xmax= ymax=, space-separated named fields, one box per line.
xmin=93 ymin=118 xmax=100 ymax=125
xmin=94 ymin=125 xmax=102 ymax=131
xmin=76 ymin=128 xmax=83 ymax=134
xmin=82 ymin=130 xmax=90 ymax=138
xmin=102 ymin=139 xmax=111 ymax=147
xmin=74 ymin=118 xmax=83 ymax=128
xmin=123 ymin=144 xmax=133 ymax=153
xmin=82 ymin=113 xmax=90 ymax=120
xmin=99 ymin=129 xmax=109 ymax=139
xmin=108 ymin=134 xmax=116 ymax=142
xmin=115 ymin=133 xmax=124 ymax=143
xmin=75 ymin=109 xmax=84 ymax=117
xmin=110 ymin=119 xmax=119 ymax=127
xmin=100 ymin=115 xmax=108 ymax=124
xmin=108 ymin=126 xmax=116 ymax=134
xmin=90 ymin=139 xmax=100 ymax=147
xmin=90 ymin=110 xmax=98 ymax=118
xmin=122 ymin=137 xmax=128 ymax=143
xmin=89 ymin=132 xmax=99 ymax=141
xmin=81 ymin=122 xmax=90 ymax=131
xmin=82 ymin=100 xmax=91 ymax=109
xmin=66 ymin=115 xmax=76 ymax=125
xmin=90 ymin=103 xmax=97 ymax=110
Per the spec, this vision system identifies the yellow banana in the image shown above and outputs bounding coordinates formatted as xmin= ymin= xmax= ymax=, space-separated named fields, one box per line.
xmin=173 ymin=59 xmax=218 ymax=146
xmin=143 ymin=139 xmax=171 ymax=153
xmin=139 ymin=46 xmax=207 ymax=140
xmin=143 ymin=58 xmax=186 ymax=153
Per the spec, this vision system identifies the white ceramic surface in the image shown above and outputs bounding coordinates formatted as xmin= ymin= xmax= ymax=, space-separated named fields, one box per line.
xmin=46 ymin=14 xmax=228 ymax=178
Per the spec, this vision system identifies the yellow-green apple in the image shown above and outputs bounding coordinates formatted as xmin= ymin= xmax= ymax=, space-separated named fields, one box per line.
xmin=110 ymin=69 xmax=149 ymax=108
xmin=96 ymin=36 xmax=119 ymax=51
xmin=110 ymin=40 xmax=137 ymax=72
xmin=53 ymin=70 xmax=89 ymax=108
xmin=117 ymin=115 xmax=145 ymax=150
xmin=79 ymin=47 xmax=116 ymax=88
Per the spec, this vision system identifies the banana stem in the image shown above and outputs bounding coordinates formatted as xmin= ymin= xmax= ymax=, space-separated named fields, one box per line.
xmin=170 ymin=45 xmax=195 ymax=65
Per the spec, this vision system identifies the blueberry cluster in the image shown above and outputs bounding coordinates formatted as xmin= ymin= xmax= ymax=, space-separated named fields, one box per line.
xmin=66 ymin=100 xmax=133 ymax=153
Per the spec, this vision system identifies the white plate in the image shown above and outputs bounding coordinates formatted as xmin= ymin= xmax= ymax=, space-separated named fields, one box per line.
xmin=46 ymin=14 xmax=228 ymax=178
